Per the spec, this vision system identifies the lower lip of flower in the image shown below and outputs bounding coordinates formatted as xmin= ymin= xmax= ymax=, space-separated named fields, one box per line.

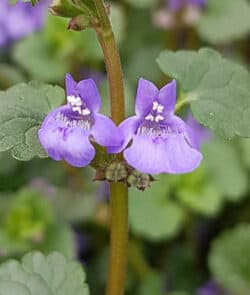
xmin=55 ymin=112 xmax=92 ymax=131
xmin=137 ymin=123 xmax=175 ymax=137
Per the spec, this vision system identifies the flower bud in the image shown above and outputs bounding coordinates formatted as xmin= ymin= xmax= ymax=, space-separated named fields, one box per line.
xmin=68 ymin=14 xmax=92 ymax=31
xmin=50 ymin=0 xmax=82 ymax=17
xmin=127 ymin=170 xmax=152 ymax=191
xmin=105 ymin=161 xmax=127 ymax=182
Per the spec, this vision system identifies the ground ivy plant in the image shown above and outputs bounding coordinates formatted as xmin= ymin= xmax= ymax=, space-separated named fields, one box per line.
xmin=2 ymin=0 xmax=250 ymax=295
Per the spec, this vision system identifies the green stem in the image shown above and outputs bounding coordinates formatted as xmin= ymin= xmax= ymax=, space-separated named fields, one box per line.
xmin=175 ymin=95 xmax=198 ymax=112
xmin=93 ymin=0 xmax=125 ymax=125
xmin=107 ymin=183 xmax=128 ymax=295
xmin=92 ymin=1 xmax=128 ymax=295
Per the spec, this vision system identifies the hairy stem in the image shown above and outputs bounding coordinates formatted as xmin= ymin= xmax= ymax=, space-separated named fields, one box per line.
xmin=107 ymin=183 xmax=128 ymax=295
xmin=92 ymin=1 xmax=128 ymax=295
xmin=93 ymin=0 xmax=125 ymax=125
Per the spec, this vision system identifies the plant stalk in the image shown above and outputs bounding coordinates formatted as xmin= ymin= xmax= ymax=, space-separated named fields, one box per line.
xmin=92 ymin=1 xmax=128 ymax=295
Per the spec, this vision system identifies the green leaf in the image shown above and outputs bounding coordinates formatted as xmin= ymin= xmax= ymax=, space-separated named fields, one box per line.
xmin=138 ymin=272 xmax=163 ymax=295
xmin=129 ymin=175 xmax=184 ymax=241
xmin=0 ymin=81 xmax=65 ymax=161
xmin=209 ymin=224 xmax=250 ymax=295
xmin=197 ymin=0 xmax=250 ymax=44
xmin=124 ymin=0 xmax=156 ymax=8
xmin=157 ymin=48 xmax=250 ymax=138
xmin=14 ymin=35 xmax=67 ymax=83
xmin=178 ymin=186 xmax=222 ymax=216
xmin=0 ymin=64 xmax=25 ymax=89
xmin=42 ymin=224 xmax=76 ymax=259
xmin=0 ymin=251 xmax=89 ymax=295
xmin=239 ymin=138 xmax=250 ymax=169
xmin=202 ymin=138 xmax=248 ymax=201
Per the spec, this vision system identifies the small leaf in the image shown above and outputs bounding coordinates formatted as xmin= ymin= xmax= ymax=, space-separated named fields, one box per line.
xmin=0 ymin=81 xmax=65 ymax=161
xmin=197 ymin=0 xmax=250 ymax=44
xmin=0 ymin=251 xmax=89 ymax=295
xmin=202 ymin=138 xmax=248 ymax=201
xmin=157 ymin=48 xmax=250 ymax=139
xmin=209 ymin=224 xmax=250 ymax=295
xmin=129 ymin=175 xmax=184 ymax=241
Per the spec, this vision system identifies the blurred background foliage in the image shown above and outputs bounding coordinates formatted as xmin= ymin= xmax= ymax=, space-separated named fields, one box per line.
xmin=1 ymin=0 xmax=250 ymax=294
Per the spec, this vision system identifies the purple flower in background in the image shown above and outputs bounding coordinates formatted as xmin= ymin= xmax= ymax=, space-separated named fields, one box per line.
xmin=109 ymin=78 xmax=202 ymax=175
xmin=186 ymin=112 xmax=211 ymax=148
xmin=81 ymin=68 xmax=105 ymax=86
xmin=168 ymin=0 xmax=207 ymax=11
xmin=39 ymin=74 xmax=121 ymax=167
xmin=197 ymin=280 xmax=230 ymax=295
xmin=0 ymin=0 xmax=49 ymax=47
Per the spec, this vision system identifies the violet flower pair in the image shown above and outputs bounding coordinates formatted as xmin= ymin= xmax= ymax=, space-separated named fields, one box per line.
xmin=39 ymin=74 xmax=203 ymax=175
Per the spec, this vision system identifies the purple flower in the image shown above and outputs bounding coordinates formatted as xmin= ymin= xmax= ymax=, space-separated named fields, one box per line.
xmin=0 ymin=0 xmax=49 ymax=47
xmin=186 ymin=112 xmax=211 ymax=149
xmin=109 ymin=78 xmax=202 ymax=175
xmin=168 ymin=0 xmax=206 ymax=11
xmin=39 ymin=74 xmax=121 ymax=167
xmin=197 ymin=280 xmax=230 ymax=295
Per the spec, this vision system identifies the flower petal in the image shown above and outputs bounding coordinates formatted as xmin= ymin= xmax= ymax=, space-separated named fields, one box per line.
xmin=163 ymin=134 xmax=202 ymax=174
xmin=158 ymin=80 xmax=177 ymax=114
xmin=65 ymin=73 xmax=77 ymax=97
xmin=186 ymin=112 xmax=211 ymax=148
xmin=38 ymin=105 xmax=70 ymax=161
xmin=77 ymin=78 xmax=101 ymax=112
xmin=38 ymin=123 xmax=62 ymax=161
xmin=107 ymin=116 xmax=140 ymax=154
xmin=91 ymin=113 xmax=122 ymax=147
xmin=124 ymin=133 xmax=202 ymax=174
xmin=135 ymin=78 xmax=158 ymax=117
xmin=60 ymin=128 xmax=95 ymax=167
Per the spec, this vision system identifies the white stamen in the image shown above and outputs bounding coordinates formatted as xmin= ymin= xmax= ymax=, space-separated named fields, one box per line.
xmin=82 ymin=108 xmax=91 ymax=116
xmin=155 ymin=115 xmax=164 ymax=122
xmin=67 ymin=95 xmax=82 ymax=107
xmin=152 ymin=101 xmax=159 ymax=111
xmin=157 ymin=104 xmax=164 ymax=113
xmin=145 ymin=114 xmax=154 ymax=121
xmin=72 ymin=106 xmax=82 ymax=114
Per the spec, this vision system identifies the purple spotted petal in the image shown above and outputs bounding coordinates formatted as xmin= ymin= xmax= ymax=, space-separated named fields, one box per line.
xmin=158 ymin=79 xmax=176 ymax=114
xmin=77 ymin=78 xmax=101 ymax=112
xmin=118 ymin=78 xmax=203 ymax=174
xmin=91 ymin=113 xmax=122 ymax=147
xmin=135 ymin=78 xmax=158 ymax=117
xmin=124 ymin=132 xmax=202 ymax=174
xmin=39 ymin=74 xmax=123 ymax=167
xmin=107 ymin=116 xmax=140 ymax=154
xmin=60 ymin=128 xmax=95 ymax=167
xmin=38 ymin=105 xmax=95 ymax=167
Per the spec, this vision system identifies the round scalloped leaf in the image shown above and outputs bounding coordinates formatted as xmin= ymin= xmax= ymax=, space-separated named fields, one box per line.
xmin=129 ymin=175 xmax=184 ymax=241
xmin=0 ymin=251 xmax=89 ymax=295
xmin=0 ymin=82 xmax=65 ymax=161
xmin=209 ymin=224 xmax=250 ymax=295
xmin=157 ymin=48 xmax=250 ymax=139
xmin=197 ymin=0 xmax=250 ymax=44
